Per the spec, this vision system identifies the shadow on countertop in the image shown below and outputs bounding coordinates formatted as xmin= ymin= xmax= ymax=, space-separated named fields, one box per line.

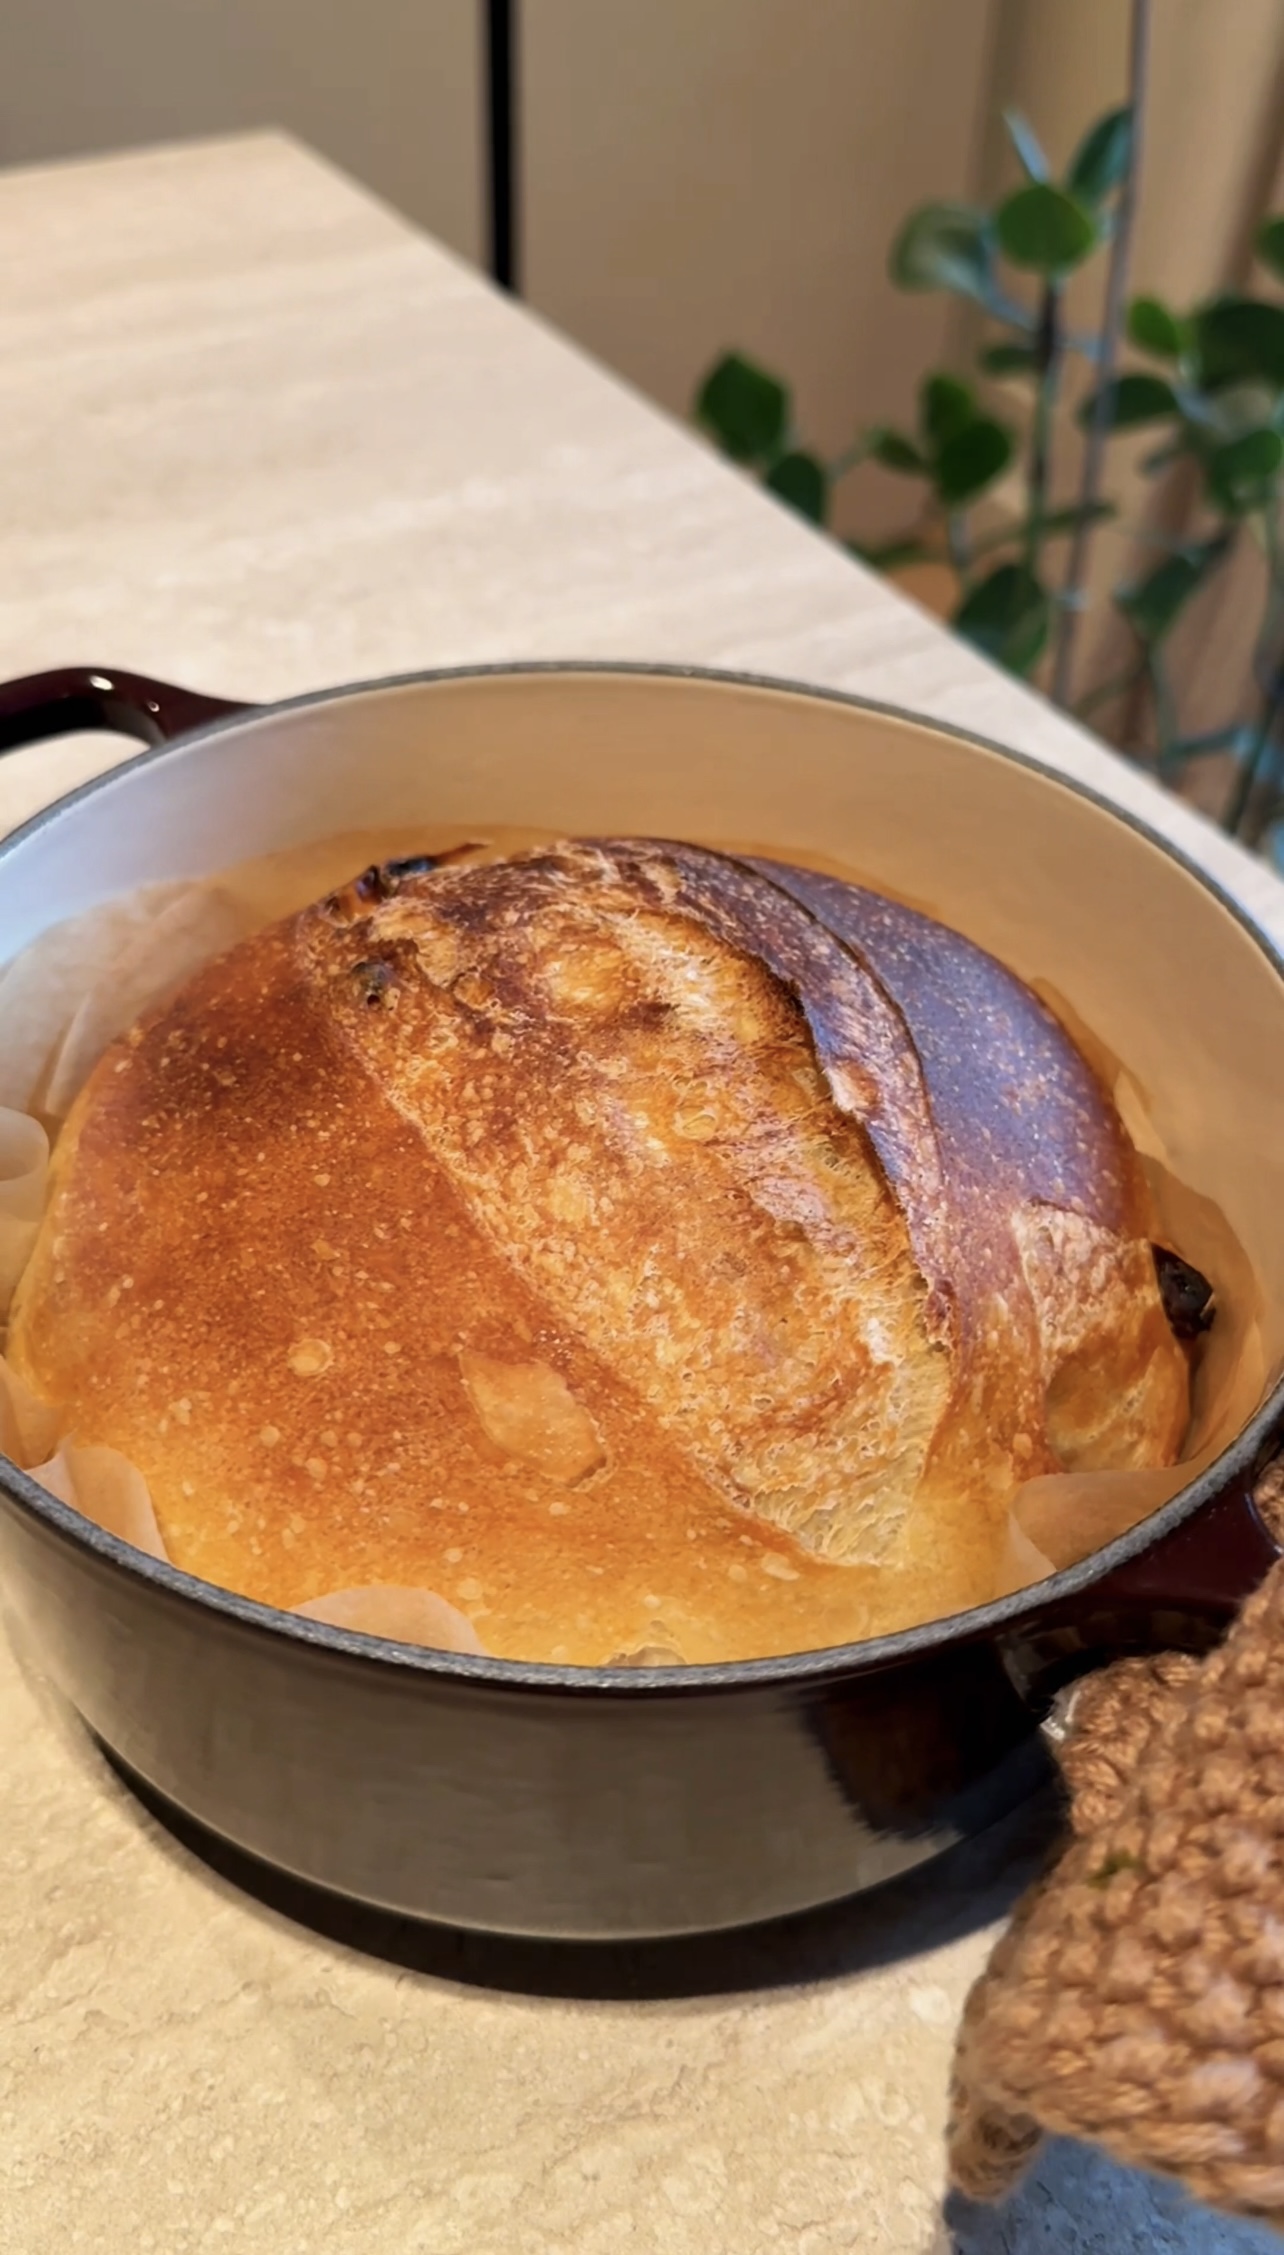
xmin=100 ymin=1735 xmax=1064 ymax=2002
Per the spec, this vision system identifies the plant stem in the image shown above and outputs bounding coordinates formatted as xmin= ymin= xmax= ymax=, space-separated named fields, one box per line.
xmin=1076 ymin=660 xmax=1146 ymax=719
xmin=1257 ymin=491 xmax=1284 ymax=666
xmin=1167 ymin=724 xmax=1251 ymax=759
xmin=825 ymin=444 xmax=866 ymax=484
xmin=1148 ymin=647 xmax=1181 ymax=771
xmin=830 ymin=432 xmax=875 ymax=480
xmin=966 ymin=499 xmax=1114 ymax=565
xmin=1225 ymin=494 xmax=1284 ymax=836
xmin=1025 ymin=283 xmax=1064 ymax=574
xmin=1050 ymin=0 xmax=1152 ymax=709
xmin=946 ymin=510 xmax=974 ymax=592
xmin=1223 ymin=685 xmax=1283 ymax=837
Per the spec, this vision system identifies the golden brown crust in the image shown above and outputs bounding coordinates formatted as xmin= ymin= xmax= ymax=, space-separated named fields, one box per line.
xmin=8 ymin=840 xmax=1190 ymax=1663
xmin=726 ymin=852 xmax=1183 ymax=1539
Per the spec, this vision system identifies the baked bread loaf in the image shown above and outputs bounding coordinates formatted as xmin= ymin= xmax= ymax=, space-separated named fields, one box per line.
xmin=8 ymin=839 xmax=1191 ymax=1664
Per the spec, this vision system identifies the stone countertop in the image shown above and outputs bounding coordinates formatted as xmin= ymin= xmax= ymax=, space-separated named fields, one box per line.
xmin=0 ymin=130 xmax=1279 ymax=2255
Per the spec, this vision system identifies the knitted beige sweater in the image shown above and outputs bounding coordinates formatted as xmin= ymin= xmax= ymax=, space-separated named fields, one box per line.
xmin=949 ymin=1465 xmax=1284 ymax=2226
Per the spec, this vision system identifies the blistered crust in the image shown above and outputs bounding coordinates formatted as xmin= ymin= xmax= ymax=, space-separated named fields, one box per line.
xmin=9 ymin=840 xmax=1189 ymax=1662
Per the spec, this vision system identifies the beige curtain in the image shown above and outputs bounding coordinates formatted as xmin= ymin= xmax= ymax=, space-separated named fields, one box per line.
xmin=524 ymin=0 xmax=1002 ymax=549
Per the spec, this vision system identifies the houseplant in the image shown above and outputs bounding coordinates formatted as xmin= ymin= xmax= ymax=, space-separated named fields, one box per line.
xmin=694 ymin=4 xmax=1284 ymax=854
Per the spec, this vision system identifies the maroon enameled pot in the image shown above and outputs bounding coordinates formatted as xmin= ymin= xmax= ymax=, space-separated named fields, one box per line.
xmin=0 ymin=660 xmax=1279 ymax=1941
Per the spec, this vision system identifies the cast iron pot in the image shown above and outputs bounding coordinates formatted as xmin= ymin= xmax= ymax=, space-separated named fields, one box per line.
xmin=0 ymin=660 xmax=1280 ymax=1943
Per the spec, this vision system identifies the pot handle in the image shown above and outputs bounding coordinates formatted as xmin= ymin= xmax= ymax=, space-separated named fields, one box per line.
xmin=0 ymin=667 xmax=251 ymax=756
xmin=1002 ymin=1471 xmax=1283 ymax=1708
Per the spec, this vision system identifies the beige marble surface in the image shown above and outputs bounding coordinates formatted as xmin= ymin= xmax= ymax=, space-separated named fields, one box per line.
xmin=0 ymin=132 xmax=1281 ymax=2254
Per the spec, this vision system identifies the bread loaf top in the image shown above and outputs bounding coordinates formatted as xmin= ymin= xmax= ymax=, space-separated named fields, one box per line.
xmin=8 ymin=840 xmax=1190 ymax=1663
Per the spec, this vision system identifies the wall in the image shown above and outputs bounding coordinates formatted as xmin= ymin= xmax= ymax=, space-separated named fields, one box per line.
xmin=0 ymin=0 xmax=482 ymax=263
xmin=523 ymin=0 xmax=1001 ymax=539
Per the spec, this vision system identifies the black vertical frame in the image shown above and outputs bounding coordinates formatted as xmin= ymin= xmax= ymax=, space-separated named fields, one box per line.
xmin=485 ymin=0 xmax=519 ymax=292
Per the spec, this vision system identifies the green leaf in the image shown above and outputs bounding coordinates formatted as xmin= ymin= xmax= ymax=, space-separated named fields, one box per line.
xmin=954 ymin=562 xmax=1050 ymax=676
xmin=1003 ymin=109 xmax=1050 ymax=183
xmin=890 ymin=202 xmax=993 ymax=301
xmin=979 ymin=341 xmax=1038 ymax=377
xmin=1217 ymin=425 xmax=1284 ymax=479
xmin=996 ymin=184 xmax=1099 ymax=274
xmin=764 ymin=449 xmax=829 ymax=525
xmin=1257 ymin=216 xmax=1284 ymax=283
xmin=869 ymin=427 xmax=929 ymax=474
xmin=934 ymin=417 xmax=1014 ymax=505
xmin=920 ymin=372 xmax=976 ymax=448
xmin=1076 ymin=372 xmax=1180 ymax=429
xmin=1066 ymin=106 xmax=1133 ymax=207
xmin=1127 ymin=295 xmax=1185 ymax=360
xmin=1116 ymin=535 xmax=1232 ymax=645
xmin=1192 ymin=297 xmax=1284 ymax=387
xmin=1205 ymin=425 xmax=1284 ymax=514
xmin=695 ymin=352 xmax=789 ymax=464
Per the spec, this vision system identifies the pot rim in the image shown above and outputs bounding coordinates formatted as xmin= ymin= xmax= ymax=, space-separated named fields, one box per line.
xmin=2 ymin=654 xmax=1280 ymax=1697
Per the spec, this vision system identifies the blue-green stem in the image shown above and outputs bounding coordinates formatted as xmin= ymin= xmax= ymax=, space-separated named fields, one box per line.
xmin=946 ymin=511 xmax=974 ymax=593
xmin=1148 ymin=647 xmax=1182 ymax=772
xmin=1223 ymin=685 xmax=1283 ymax=837
xmin=830 ymin=432 xmax=880 ymax=480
